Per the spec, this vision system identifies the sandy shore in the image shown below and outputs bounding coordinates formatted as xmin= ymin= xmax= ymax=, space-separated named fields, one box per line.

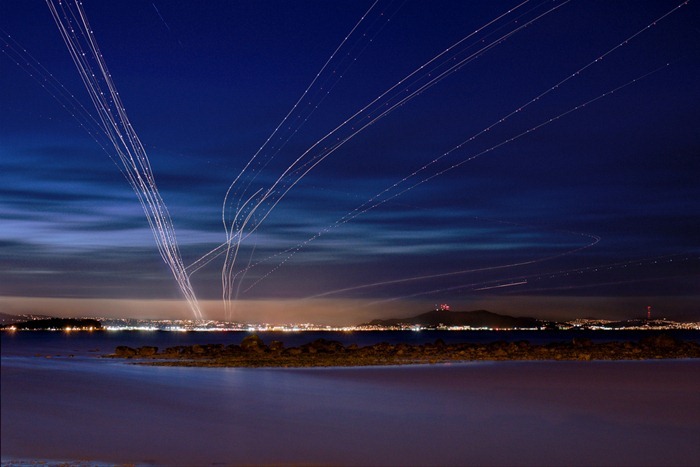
xmin=2 ymin=358 xmax=699 ymax=466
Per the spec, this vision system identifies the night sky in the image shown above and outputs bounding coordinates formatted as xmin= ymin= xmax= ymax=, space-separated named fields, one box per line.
xmin=1 ymin=1 xmax=698 ymax=324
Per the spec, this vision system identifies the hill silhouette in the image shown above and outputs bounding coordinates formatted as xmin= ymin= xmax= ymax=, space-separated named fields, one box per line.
xmin=363 ymin=309 xmax=541 ymax=329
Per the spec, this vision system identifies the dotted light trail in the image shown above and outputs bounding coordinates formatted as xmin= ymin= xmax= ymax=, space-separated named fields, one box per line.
xmin=9 ymin=1 xmax=689 ymax=320
xmin=45 ymin=0 xmax=202 ymax=319
xmin=212 ymin=0 xmax=570 ymax=315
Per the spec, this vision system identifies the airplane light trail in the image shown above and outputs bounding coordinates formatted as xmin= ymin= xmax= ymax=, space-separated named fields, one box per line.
xmin=473 ymin=281 xmax=527 ymax=291
xmin=215 ymin=1 xmax=574 ymax=313
xmin=45 ymin=0 xmax=202 ymax=319
xmin=3 ymin=1 xmax=695 ymax=322
xmin=193 ymin=0 xmax=688 ymax=309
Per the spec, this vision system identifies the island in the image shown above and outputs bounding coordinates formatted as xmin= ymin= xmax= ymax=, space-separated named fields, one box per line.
xmin=109 ymin=333 xmax=700 ymax=367
xmin=362 ymin=308 xmax=541 ymax=329
xmin=2 ymin=318 xmax=102 ymax=331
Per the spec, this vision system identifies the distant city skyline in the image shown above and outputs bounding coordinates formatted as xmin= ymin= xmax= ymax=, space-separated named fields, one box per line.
xmin=1 ymin=1 xmax=698 ymax=323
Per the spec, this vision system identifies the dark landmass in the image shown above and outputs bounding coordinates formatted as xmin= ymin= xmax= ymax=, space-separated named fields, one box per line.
xmin=363 ymin=309 xmax=542 ymax=329
xmin=108 ymin=333 xmax=700 ymax=368
xmin=2 ymin=318 xmax=102 ymax=330
xmin=2 ymin=310 xmax=697 ymax=332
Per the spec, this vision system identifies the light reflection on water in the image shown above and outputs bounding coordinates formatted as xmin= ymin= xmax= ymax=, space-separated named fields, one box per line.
xmin=3 ymin=329 xmax=699 ymax=358
xmin=2 ymin=350 xmax=699 ymax=466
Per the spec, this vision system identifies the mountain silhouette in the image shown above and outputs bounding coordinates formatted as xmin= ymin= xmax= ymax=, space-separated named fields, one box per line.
xmin=363 ymin=309 xmax=541 ymax=329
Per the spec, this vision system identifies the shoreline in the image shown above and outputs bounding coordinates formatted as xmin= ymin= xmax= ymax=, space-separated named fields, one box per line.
xmin=3 ymin=358 xmax=699 ymax=465
xmin=107 ymin=333 xmax=700 ymax=367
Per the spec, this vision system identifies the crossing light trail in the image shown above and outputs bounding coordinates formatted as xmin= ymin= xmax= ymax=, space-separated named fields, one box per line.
xmin=306 ymin=231 xmax=600 ymax=299
xmin=218 ymin=0 xmax=390 ymax=317
xmin=216 ymin=0 xmax=574 ymax=315
xmin=355 ymin=253 xmax=698 ymax=307
xmin=314 ymin=0 xmax=689 ymax=257
xmin=223 ymin=1 xmax=688 ymax=300
xmin=235 ymin=60 xmax=669 ymax=297
xmin=14 ymin=1 xmax=690 ymax=319
xmin=45 ymin=0 xmax=202 ymax=320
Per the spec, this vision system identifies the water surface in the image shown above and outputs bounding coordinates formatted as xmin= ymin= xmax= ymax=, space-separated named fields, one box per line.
xmin=2 ymin=336 xmax=699 ymax=466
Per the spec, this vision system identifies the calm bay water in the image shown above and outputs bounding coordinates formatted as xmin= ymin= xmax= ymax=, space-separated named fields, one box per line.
xmin=2 ymin=329 xmax=699 ymax=358
xmin=2 ymin=330 xmax=700 ymax=466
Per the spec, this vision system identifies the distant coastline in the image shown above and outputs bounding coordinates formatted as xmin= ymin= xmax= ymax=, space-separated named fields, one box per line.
xmin=2 ymin=309 xmax=698 ymax=332
xmin=0 ymin=317 xmax=101 ymax=331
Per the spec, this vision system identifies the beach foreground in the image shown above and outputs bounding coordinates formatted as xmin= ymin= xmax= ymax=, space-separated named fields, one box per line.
xmin=2 ymin=357 xmax=699 ymax=466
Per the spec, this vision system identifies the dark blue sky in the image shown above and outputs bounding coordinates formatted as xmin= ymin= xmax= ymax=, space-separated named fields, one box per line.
xmin=1 ymin=1 xmax=699 ymax=323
